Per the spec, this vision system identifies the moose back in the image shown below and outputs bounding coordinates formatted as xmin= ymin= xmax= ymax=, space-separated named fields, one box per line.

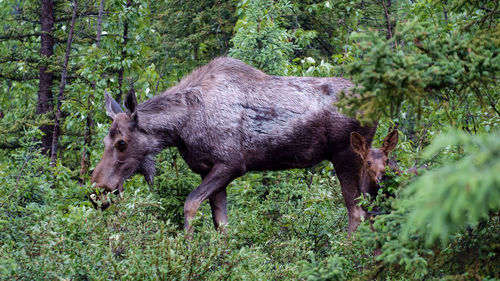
xmin=91 ymin=57 xmax=378 ymax=234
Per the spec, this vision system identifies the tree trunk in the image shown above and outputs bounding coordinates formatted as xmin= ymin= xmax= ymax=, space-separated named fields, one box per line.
xmin=381 ymin=0 xmax=393 ymax=41
xmin=50 ymin=0 xmax=78 ymax=174
xmin=79 ymin=0 xmax=104 ymax=183
xmin=37 ymin=0 xmax=54 ymax=154
xmin=117 ymin=0 xmax=132 ymax=103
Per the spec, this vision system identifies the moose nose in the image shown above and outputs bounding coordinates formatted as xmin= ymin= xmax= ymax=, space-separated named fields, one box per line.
xmin=90 ymin=169 xmax=112 ymax=191
xmin=93 ymin=183 xmax=116 ymax=193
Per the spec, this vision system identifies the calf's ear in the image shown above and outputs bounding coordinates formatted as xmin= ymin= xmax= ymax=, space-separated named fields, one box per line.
xmin=382 ymin=130 xmax=398 ymax=155
xmin=104 ymin=91 xmax=123 ymax=120
xmin=350 ymin=132 xmax=368 ymax=159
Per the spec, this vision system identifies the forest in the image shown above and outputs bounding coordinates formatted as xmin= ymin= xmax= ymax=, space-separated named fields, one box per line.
xmin=0 ymin=0 xmax=499 ymax=280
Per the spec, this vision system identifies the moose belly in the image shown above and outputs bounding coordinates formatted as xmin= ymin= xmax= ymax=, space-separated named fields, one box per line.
xmin=244 ymin=123 xmax=331 ymax=171
xmin=249 ymin=147 xmax=328 ymax=171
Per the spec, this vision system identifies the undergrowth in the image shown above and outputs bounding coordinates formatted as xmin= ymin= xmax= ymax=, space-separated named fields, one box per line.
xmin=1 ymin=130 xmax=500 ymax=280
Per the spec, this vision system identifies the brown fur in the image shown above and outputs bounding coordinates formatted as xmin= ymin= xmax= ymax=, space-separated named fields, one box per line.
xmin=351 ymin=130 xmax=399 ymax=197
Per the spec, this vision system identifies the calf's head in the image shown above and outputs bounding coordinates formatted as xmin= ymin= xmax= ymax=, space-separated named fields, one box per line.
xmin=90 ymin=91 xmax=156 ymax=209
xmin=350 ymin=130 xmax=398 ymax=193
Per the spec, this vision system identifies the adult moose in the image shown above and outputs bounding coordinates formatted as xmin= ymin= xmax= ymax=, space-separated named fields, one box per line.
xmin=91 ymin=57 xmax=381 ymax=234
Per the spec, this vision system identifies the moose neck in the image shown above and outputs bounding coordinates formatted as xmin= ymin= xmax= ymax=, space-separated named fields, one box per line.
xmin=136 ymin=98 xmax=188 ymax=150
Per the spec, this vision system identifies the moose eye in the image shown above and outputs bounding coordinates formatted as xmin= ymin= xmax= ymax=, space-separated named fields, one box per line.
xmin=367 ymin=161 xmax=372 ymax=166
xmin=116 ymin=140 xmax=127 ymax=151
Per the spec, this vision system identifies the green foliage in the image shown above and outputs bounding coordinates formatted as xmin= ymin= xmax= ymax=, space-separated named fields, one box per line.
xmin=229 ymin=0 xmax=297 ymax=75
xmin=400 ymin=129 xmax=500 ymax=246
xmin=152 ymin=148 xmax=201 ymax=227
xmin=0 ymin=189 xmax=272 ymax=280
xmin=300 ymin=254 xmax=349 ymax=281
xmin=0 ymin=138 xmax=51 ymax=214
xmin=154 ymin=0 xmax=237 ymax=77
xmin=287 ymin=57 xmax=337 ymax=77
xmin=287 ymin=0 xmax=364 ymax=60
xmin=337 ymin=1 xmax=500 ymax=124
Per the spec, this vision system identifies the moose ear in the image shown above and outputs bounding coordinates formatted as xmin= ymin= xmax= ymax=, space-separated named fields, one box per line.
xmin=351 ymin=132 xmax=368 ymax=158
xmin=104 ymin=91 xmax=123 ymax=120
xmin=382 ymin=130 xmax=398 ymax=155
xmin=124 ymin=87 xmax=138 ymax=122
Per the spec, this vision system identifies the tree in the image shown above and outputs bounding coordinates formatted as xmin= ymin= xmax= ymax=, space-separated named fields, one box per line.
xmin=229 ymin=0 xmax=296 ymax=75
xmin=37 ymin=0 xmax=55 ymax=154
xmin=79 ymin=0 xmax=104 ymax=182
xmin=153 ymin=0 xmax=237 ymax=81
xmin=49 ymin=0 xmax=78 ymax=171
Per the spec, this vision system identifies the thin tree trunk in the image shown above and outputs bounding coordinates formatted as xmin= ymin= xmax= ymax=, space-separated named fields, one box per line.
xmin=381 ymin=0 xmax=398 ymax=50
xmin=50 ymin=0 xmax=78 ymax=173
xmin=117 ymin=0 xmax=132 ymax=103
xmin=79 ymin=0 xmax=104 ymax=183
xmin=37 ymin=0 xmax=54 ymax=154
xmin=381 ymin=0 xmax=393 ymax=41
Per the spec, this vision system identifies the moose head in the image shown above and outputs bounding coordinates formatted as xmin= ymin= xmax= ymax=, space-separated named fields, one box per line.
xmin=89 ymin=91 xmax=156 ymax=209
xmin=350 ymin=130 xmax=398 ymax=197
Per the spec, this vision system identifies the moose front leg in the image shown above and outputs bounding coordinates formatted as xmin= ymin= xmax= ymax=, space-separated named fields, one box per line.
xmin=332 ymin=156 xmax=365 ymax=235
xmin=184 ymin=164 xmax=239 ymax=233
xmin=337 ymin=172 xmax=365 ymax=235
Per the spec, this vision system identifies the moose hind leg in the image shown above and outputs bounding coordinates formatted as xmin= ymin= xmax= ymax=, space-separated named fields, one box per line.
xmin=209 ymin=188 xmax=228 ymax=232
